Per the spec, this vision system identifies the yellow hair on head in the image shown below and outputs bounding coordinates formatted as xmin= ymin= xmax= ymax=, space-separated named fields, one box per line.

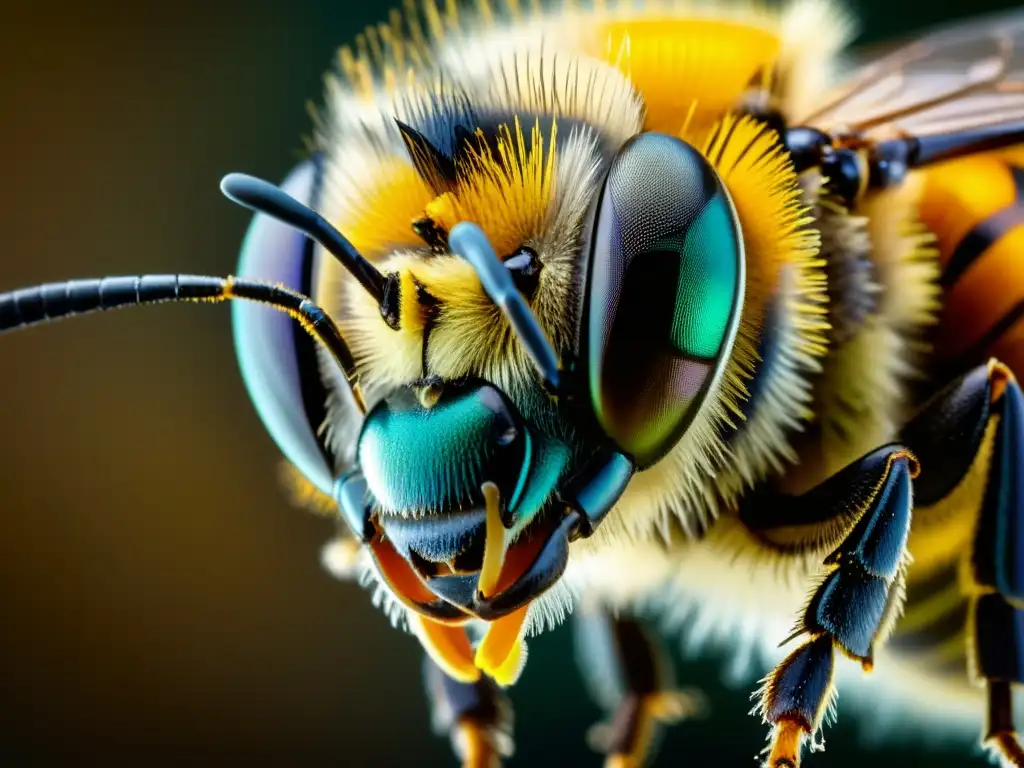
xmin=445 ymin=0 xmax=461 ymax=32
xmin=333 ymin=0 xmax=464 ymax=98
xmin=427 ymin=117 xmax=558 ymax=258
xmin=596 ymin=17 xmax=781 ymax=135
xmin=337 ymin=46 xmax=373 ymax=99
xmin=331 ymin=158 xmax=434 ymax=259
xmin=689 ymin=113 xmax=826 ymax=422
xmin=409 ymin=254 xmax=525 ymax=392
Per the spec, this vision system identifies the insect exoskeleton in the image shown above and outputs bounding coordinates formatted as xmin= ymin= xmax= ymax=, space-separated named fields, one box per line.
xmin=7 ymin=0 xmax=1024 ymax=765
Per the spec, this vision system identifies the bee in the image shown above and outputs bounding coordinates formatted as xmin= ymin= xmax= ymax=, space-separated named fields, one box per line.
xmin=4 ymin=0 xmax=1024 ymax=765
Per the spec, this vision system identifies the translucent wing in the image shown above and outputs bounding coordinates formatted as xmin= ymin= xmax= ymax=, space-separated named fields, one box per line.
xmin=803 ymin=9 xmax=1024 ymax=141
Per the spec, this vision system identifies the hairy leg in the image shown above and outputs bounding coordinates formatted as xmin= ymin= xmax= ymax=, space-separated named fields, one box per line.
xmin=423 ymin=654 xmax=514 ymax=767
xmin=742 ymin=359 xmax=1024 ymax=766
xmin=573 ymin=605 xmax=705 ymax=767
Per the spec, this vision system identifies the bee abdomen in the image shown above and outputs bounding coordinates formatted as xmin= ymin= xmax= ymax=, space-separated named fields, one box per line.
xmin=886 ymin=561 xmax=969 ymax=681
xmin=920 ymin=147 xmax=1024 ymax=381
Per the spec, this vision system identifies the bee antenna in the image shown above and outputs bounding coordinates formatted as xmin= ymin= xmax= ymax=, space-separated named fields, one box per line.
xmin=220 ymin=173 xmax=388 ymax=304
xmin=447 ymin=222 xmax=561 ymax=393
xmin=0 ymin=274 xmax=367 ymax=412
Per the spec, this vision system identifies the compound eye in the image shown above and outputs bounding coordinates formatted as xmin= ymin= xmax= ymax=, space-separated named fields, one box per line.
xmin=232 ymin=156 xmax=338 ymax=495
xmin=582 ymin=133 xmax=744 ymax=469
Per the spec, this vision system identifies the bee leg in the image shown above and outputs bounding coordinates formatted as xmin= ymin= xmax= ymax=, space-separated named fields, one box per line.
xmin=573 ymin=605 xmax=706 ymax=767
xmin=744 ymin=445 xmax=918 ymax=767
xmin=750 ymin=360 xmax=1024 ymax=766
xmin=894 ymin=360 xmax=1024 ymax=765
xmin=906 ymin=361 xmax=1024 ymax=766
xmin=986 ymin=682 xmax=1024 ymax=767
xmin=423 ymin=654 xmax=514 ymax=768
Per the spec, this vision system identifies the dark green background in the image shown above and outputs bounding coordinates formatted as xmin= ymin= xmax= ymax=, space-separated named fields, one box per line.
xmin=0 ymin=1 xmax=1018 ymax=765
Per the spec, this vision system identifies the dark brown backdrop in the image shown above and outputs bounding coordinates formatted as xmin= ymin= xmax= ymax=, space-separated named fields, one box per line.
xmin=0 ymin=1 xmax=1016 ymax=765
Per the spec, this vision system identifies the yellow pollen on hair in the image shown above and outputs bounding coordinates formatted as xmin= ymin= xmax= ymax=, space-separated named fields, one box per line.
xmin=425 ymin=117 xmax=558 ymax=258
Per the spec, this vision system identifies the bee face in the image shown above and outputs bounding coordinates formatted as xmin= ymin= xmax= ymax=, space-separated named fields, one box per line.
xmin=183 ymin=0 xmax=841 ymax=681
xmin=312 ymin=133 xmax=745 ymax=634
xmin=253 ymin=16 xmax=766 ymax=647
xmin=354 ymin=378 xmax=578 ymax=624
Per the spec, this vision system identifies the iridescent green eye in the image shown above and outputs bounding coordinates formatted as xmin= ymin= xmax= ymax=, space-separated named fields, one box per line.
xmin=582 ymin=132 xmax=745 ymax=469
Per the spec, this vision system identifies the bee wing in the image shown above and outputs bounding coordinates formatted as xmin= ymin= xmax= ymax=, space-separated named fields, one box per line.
xmin=803 ymin=10 xmax=1024 ymax=140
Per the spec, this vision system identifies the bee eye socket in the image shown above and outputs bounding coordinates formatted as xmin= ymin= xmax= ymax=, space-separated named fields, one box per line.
xmin=581 ymin=133 xmax=745 ymax=469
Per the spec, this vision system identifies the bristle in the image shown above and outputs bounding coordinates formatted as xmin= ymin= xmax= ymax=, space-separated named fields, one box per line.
xmin=337 ymin=47 xmax=362 ymax=96
xmin=424 ymin=0 xmax=447 ymax=40
xmin=680 ymin=99 xmax=698 ymax=137
xmin=355 ymin=33 xmax=372 ymax=86
xmin=697 ymin=114 xmax=826 ymax=501
xmin=860 ymin=181 xmax=942 ymax=333
xmin=697 ymin=112 xmax=827 ymax=381
xmin=388 ymin=10 xmax=407 ymax=68
xmin=593 ymin=17 xmax=782 ymax=134
xmin=377 ymin=22 xmax=403 ymax=91
xmin=523 ymin=572 xmax=580 ymax=636
xmin=366 ymin=25 xmax=385 ymax=71
xmin=778 ymin=0 xmax=859 ymax=122
xmin=476 ymin=0 xmax=495 ymax=27
xmin=426 ymin=117 xmax=558 ymax=257
xmin=404 ymin=0 xmax=429 ymax=50
xmin=327 ymin=157 xmax=434 ymax=259
xmin=445 ymin=0 xmax=461 ymax=32
xmin=795 ymin=175 xmax=939 ymax=483
xmin=464 ymin=48 xmax=642 ymax=151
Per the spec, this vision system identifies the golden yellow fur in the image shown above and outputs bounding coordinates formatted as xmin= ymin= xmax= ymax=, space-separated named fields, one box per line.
xmin=332 ymin=118 xmax=600 ymax=400
xmin=424 ymin=118 xmax=558 ymax=257
xmin=595 ymin=17 xmax=782 ymax=135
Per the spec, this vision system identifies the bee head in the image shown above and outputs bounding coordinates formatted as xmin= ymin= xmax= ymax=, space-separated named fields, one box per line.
xmin=225 ymin=107 xmax=752 ymax=686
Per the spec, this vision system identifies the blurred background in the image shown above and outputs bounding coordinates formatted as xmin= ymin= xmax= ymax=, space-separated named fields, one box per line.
xmin=0 ymin=0 xmax=1021 ymax=765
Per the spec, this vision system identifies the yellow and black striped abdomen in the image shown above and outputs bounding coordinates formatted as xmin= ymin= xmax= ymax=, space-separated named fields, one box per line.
xmin=886 ymin=559 xmax=970 ymax=684
xmin=887 ymin=155 xmax=1024 ymax=686
xmin=919 ymin=147 xmax=1024 ymax=379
